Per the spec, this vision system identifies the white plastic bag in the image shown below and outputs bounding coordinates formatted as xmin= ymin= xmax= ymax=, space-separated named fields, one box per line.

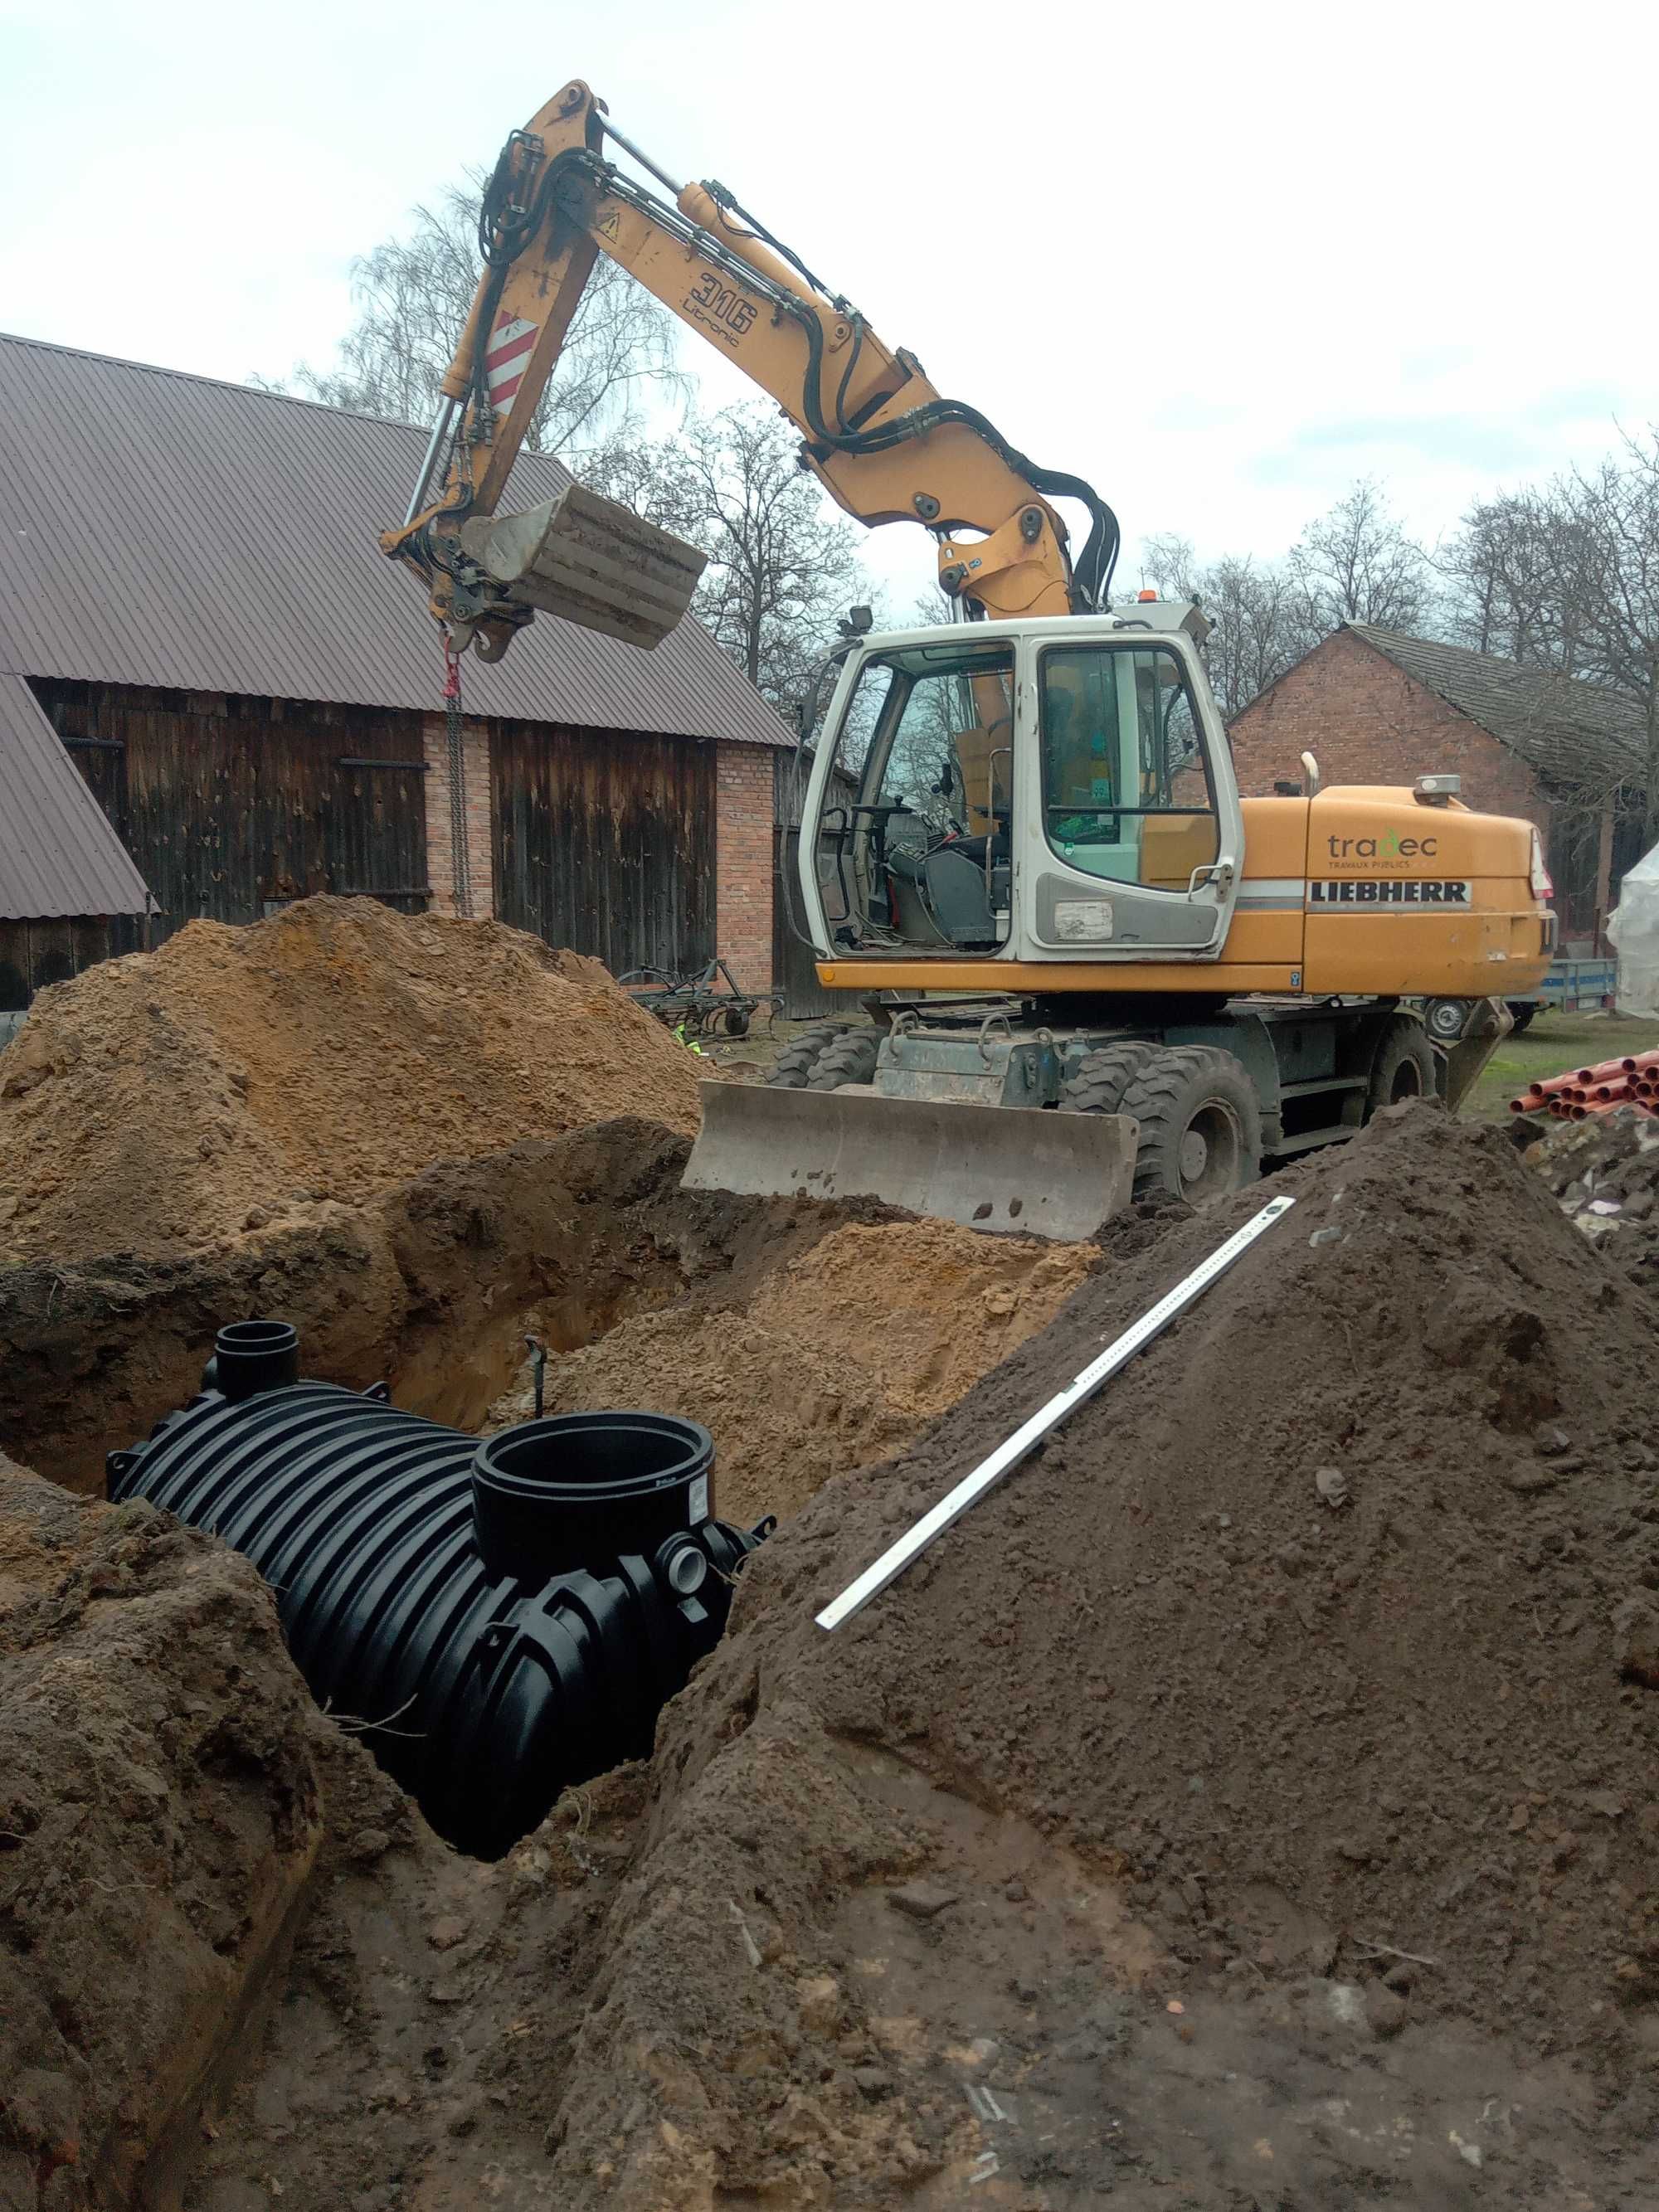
xmin=1608 ymin=839 xmax=1659 ymax=1018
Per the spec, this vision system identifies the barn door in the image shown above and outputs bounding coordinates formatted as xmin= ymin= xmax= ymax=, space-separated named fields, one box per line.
xmin=330 ymin=751 xmax=431 ymax=913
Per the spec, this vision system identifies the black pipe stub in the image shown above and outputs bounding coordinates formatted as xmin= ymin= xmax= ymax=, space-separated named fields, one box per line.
xmin=471 ymin=1412 xmax=716 ymax=1585
xmin=203 ymin=1319 xmax=300 ymax=1403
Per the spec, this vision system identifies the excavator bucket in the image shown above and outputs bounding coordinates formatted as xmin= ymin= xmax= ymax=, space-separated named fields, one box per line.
xmin=1438 ymin=994 xmax=1516 ymax=1115
xmin=682 ymin=1082 xmax=1137 ymax=1241
xmin=458 ymin=482 xmax=707 ymax=650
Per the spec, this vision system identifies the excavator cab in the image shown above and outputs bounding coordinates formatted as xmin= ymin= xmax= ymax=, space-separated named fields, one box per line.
xmin=818 ymin=634 xmax=1016 ymax=956
xmin=800 ymin=604 xmax=1244 ymax=970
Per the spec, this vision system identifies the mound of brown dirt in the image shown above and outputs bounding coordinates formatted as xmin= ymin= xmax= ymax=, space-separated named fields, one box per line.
xmin=480 ymin=1106 xmax=1659 ymax=2202
xmin=0 ymin=897 xmax=702 ymax=1265
xmin=489 ymin=1221 xmax=1098 ymax=1527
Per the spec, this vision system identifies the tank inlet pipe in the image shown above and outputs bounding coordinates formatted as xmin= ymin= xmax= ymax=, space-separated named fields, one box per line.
xmin=816 ymin=1193 xmax=1297 ymax=1631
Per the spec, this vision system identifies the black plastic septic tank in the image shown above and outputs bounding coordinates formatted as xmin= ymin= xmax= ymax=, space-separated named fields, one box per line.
xmin=106 ymin=1322 xmax=767 ymax=1858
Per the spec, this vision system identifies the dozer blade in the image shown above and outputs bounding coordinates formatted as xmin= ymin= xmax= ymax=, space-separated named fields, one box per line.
xmin=683 ymin=1082 xmax=1137 ymax=1241
xmin=458 ymin=482 xmax=707 ymax=651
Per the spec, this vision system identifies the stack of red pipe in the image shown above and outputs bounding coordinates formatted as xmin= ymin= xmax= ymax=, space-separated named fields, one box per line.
xmin=1508 ymin=1048 xmax=1659 ymax=1121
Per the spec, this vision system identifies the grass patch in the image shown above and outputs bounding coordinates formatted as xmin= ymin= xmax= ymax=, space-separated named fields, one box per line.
xmin=1461 ymin=1009 xmax=1659 ymax=1121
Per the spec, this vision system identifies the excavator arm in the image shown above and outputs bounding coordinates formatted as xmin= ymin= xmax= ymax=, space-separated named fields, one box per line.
xmin=382 ymin=79 xmax=1119 ymax=660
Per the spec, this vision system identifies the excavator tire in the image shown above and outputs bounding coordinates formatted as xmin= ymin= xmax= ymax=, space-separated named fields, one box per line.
xmin=1366 ymin=1017 xmax=1438 ymax=1116
xmin=808 ymin=1029 xmax=882 ymax=1090
xmin=766 ymin=1025 xmax=849 ymax=1089
xmin=1059 ymin=1043 xmax=1158 ymax=1116
xmin=1118 ymin=1046 xmax=1262 ymax=1205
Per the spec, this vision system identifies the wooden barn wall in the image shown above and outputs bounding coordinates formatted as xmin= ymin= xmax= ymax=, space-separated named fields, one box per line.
xmin=31 ymin=679 xmax=431 ymax=955
xmin=0 ymin=918 xmax=114 ymax=1014
xmin=490 ymin=722 xmax=716 ymax=975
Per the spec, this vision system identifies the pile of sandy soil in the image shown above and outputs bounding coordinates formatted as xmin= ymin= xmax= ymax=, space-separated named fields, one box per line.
xmin=489 ymin=1219 xmax=1099 ymax=1527
xmin=0 ymin=896 xmax=703 ymax=1265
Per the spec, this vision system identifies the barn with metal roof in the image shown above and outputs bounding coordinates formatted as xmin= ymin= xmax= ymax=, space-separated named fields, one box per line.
xmin=0 ymin=330 xmax=794 ymax=1007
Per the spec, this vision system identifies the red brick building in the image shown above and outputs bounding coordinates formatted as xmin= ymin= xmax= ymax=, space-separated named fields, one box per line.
xmin=1229 ymin=625 xmax=1648 ymax=940
xmin=0 ymin=333 xmax=792 ymax=1009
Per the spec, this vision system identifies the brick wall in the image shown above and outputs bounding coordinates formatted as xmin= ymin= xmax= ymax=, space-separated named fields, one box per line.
xmin=1228 ymin=630 xmax=1547 ymax=823
xmin=421 ymin=712 xmax=494 ymax=920
xmin=715 ymin=741 xmax=776 ymax=989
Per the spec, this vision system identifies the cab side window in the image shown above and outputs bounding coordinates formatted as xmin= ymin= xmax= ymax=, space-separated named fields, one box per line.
xmin=1039 ymin=644 xmax=1219 ymax=888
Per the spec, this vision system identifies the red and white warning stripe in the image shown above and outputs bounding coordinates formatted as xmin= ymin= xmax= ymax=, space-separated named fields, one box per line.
xmin=484 ymin=313 xmax=538 ymax=415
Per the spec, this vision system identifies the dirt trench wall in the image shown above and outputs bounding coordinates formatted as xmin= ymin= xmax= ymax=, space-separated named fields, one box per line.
xmin=0 ymin=1466 xmax=325 ymax=2211
xmin=0 ymin=1120 xmax=851 ymax=1495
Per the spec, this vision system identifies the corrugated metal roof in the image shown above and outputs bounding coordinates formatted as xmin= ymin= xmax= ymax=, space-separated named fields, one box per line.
xmin=0 ymin=673 xmax=152 ymax=919
xmin=0 ymin=331 xmax=794 ymax=749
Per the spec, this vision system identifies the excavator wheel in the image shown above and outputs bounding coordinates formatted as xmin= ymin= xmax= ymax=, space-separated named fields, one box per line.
xmin=1365 ymin=1017 xmax=1438 ymax=1116
xmin=1117 ymin=1047 xmax=1262 ymax=1205
xmin=808 ymin=1029 xmax=882 ymax=1090
xmin=1059 ymin=1043 xmax=1157 ymax=1116
xmin=766 ymin=1025 xmax=849 ymax=1089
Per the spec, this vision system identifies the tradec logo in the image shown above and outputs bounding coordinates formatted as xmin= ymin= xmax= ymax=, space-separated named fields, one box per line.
xmin=1326 ymin=831 xmax=1438 ymax=860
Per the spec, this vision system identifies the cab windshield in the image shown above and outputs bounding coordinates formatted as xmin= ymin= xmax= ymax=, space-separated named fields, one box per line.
xmin=825 ymin=638 xmax=1015 ymax=952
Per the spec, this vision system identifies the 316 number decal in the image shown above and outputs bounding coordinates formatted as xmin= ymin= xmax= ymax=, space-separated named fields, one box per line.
xmin=682 ymin=270 xmax=757 ymax=348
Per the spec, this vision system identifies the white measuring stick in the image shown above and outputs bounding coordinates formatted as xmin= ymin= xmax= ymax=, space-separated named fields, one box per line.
xmin=815 ymin=1194 xmax=1297 ymax=1632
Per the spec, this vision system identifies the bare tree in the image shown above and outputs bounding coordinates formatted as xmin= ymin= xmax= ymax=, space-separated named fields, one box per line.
xmin=1436 ymin=490 xmax=1574 ymax=668
xmin=1289 ymin=478 xmax=1431 ymax=634
xmin=1550 ymin=434 xmax=1659 ymax=843
xmin=256 ymin=179 xmax=682 ymax=454
xmin=1138 ymin=532 xmax=1312 ymax=717
xmin=620 ymin=405 xmax=872 ymax=708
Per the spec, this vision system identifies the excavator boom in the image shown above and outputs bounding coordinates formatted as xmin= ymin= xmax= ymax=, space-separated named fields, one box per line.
xmin=383 ymin=80 xmax=1118 ymax=660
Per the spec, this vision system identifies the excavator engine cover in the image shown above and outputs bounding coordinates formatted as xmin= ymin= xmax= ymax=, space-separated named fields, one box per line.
xmin=682 ymin=1081 xmax=1137 ymax=1241
xmin=458 ymin=480 xmax=707 ymax=650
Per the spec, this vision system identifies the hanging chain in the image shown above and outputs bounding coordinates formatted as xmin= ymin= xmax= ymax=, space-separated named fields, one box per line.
xmin=442 ymin=641 xmax=473 ymax=919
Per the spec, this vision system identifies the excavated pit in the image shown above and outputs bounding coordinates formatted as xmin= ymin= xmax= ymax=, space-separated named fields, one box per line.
xmin=0 ymin=1121 xmax=1095 ymax=1512
xmin=0 ymin=898 xmax=1109 ymax=2208
xmin=9 ymin=1108 xmax=1659 ymax=2209
xmin=12 ymin=902 xmax=1659 ymax=2208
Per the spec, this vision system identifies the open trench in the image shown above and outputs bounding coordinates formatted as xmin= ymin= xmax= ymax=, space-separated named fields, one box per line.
xmin=0 ymin=1114 xmax=1096 ymax=1524
xmin=16 ymin=1096 xmax=1659 ymax=2210
xmin=0 ymin=1111 xmax=1104 ymax=2212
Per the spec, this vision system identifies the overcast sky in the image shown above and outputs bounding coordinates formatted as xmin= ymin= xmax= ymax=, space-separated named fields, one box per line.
xmin=4 ymin=0 xmax=1656 ymax=614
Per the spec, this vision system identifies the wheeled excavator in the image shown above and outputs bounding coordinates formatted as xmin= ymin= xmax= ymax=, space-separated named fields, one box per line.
xmin=382 ymin=80 xmax=1555 ymax=1235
